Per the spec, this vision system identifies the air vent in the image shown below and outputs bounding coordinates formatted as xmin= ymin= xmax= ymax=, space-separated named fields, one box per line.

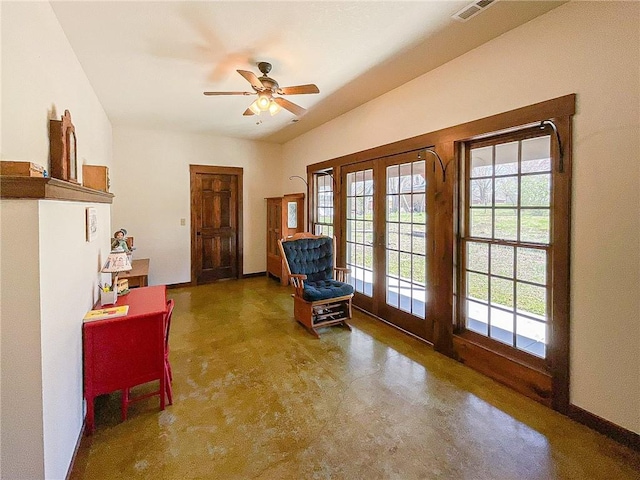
xmin=452 ymin=0 xmax=497 ymax=22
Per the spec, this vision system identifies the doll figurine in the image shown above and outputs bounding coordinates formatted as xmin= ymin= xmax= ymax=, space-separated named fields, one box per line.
xmin=111 ymin=229 xmax=131 ymax=252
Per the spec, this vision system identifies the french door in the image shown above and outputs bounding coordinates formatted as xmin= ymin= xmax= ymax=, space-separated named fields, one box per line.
xmin=341 ymin=150 xmax=434 ymax=342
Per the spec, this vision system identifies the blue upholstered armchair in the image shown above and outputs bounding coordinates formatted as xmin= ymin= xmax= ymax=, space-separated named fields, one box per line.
xmin=279 ymin=233 xmax=354 ymax=337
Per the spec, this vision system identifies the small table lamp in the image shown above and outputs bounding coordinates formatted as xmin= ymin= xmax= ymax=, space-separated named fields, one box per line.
xmin=101 ymin=249 xmax=132 ymax=305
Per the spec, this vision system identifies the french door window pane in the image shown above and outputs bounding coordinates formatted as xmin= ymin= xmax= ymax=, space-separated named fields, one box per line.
xmin=387 ymin=195 xmax=399 ymax=221
xmin=388 ymin=165 xmax=400 ymax=193
xmin=387 ymin=223 xmax=399 ymax=249
xmin=412 ymin=293 xmax=426 ymax=318
xmin=387 ymin=275 xmax=399 ymax=308
xmin=364 ymin=276 xmax=373 ymax=296
xmin=400 ymin=223 xmax=412 ymax=252
xmin=413 ymin=161 xmax=426 ymax=193
xmin=399 ymin=252 xmax=412 ymax=280
xmin=364 ymin=221 xmax=374 ymax=245
xmin=387 ymin=250 xmax=399 ymax=278
xmin=412 ymin=255 xmax=426 ymax=285
xmin=364 ymin=245 xmax=373 ymax=270
xmin=520 ymin=209 xmax=550 ymax=243
xmin=412 ymin=225 xmax=426 ymax=253
xmin=398 ymin=279 xmax=412 ymax=313
xmin=412 ymin=197 xmax=426 ymax=224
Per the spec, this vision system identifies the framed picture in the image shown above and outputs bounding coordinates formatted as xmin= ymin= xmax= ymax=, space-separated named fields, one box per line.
xmin=86 ymin=207 xmax=97 ymax=242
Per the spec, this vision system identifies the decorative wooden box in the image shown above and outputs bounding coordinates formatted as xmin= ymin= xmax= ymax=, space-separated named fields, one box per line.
xmin=0 ymin=161 xmax=45 ymax=177
xmin=82 ymin=165 xmax=109 ymax=192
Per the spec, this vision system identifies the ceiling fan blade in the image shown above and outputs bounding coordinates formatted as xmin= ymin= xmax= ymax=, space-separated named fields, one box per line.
xmin=243 ymin=108 xmax=255 ymax=116
xmin=203 ymin=91 xmax=253 ymax=96
xmin=278 ymin=84 xmax=320 ymax=95
xmin=274 ymin=97 xmax=307 ymax=116
xmin=237 ymin=70 xmax=265 ymax=91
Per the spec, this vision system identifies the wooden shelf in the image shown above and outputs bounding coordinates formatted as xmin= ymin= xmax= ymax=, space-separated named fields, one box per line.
xmin=0 ymin=176 xmax=113 ymax=203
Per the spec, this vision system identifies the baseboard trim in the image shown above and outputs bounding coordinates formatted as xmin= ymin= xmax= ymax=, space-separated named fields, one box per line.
xmin=568 ymin=404 xmax=639 ymax=451
xmin=65 ymin=420 xmax=86 ymax=480
xmin=167 ymin=281 xmax=193 ymax=289
xmin=242 ymin=271 xmax=266 ymax=279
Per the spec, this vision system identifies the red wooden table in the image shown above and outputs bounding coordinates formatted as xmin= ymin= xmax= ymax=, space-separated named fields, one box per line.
xmin=83 ymin=285 xmax=167 ymax=434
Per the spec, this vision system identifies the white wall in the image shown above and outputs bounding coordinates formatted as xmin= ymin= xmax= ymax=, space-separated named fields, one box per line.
xmin=282 ymin=2 xmax=640 ymax=434
xmin=0 ymin=202 xmax=44 ymax=480
xmin=0 ymin=2 xmax=113 ymax=479
xmin=39 ymin=201 xmax=112 ymax=479
xmin=0 ymin=2 xmax=112 ymax=175
xmin=111 ymin=127 xmax=282 ymax=284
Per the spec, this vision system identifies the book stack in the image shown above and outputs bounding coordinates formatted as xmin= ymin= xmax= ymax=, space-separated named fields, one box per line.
xmin=83 ymin=305 xmax=129 ymax=322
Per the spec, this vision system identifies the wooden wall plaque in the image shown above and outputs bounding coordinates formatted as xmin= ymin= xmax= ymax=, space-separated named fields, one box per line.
xmin=49 ymin=110 xmax=78 ymax=183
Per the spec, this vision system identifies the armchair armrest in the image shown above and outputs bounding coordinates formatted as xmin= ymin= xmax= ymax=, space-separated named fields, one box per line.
xmin=334 ymin=267 xmax=351 ymax=283
xmin=288 ymin=274 xmax=307 ymax=297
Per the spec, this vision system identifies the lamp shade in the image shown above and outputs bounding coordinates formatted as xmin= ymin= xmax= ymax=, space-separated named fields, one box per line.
xmin=268 ymin=100 xmax=281 ymax=116
xmin=101 ymin=250 xmax=132 ymax=273
xmin=256 ymin=92 xmax=271 ymax=111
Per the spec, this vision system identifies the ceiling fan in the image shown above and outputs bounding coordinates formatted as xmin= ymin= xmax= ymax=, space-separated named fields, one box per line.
xmin=203 ymin=62 xmax=319 ymax=117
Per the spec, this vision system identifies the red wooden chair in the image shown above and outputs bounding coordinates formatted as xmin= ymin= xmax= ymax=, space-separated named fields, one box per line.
xmin=121 ymin=299 xmax=175 ymax=420
xmin=164 ymin=299 xmax=175 ymax=404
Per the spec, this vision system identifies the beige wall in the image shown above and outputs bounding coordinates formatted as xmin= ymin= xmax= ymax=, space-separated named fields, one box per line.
xmin=111 ymin=127 xmax=283 ymax=283
xmin=0 ymin=2 xmax=113 ymax=479
xmin=283 ymin=2 xmax=640 ymax=433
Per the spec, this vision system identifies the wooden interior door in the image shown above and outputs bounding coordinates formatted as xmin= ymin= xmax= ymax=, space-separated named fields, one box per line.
xmin=190 ymin=165 xmax=243 ymax=284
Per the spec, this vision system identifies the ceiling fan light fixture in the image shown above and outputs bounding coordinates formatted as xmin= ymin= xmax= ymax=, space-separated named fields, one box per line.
xmin=257 ymin=93 xmax=271 ymax=111
xmin=269 ymin=100 xmax=281 ymax=116
xmin=248 ymin=100 xmax=261 ymax=115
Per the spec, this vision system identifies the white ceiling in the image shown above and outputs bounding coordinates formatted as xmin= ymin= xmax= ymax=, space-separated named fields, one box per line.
xmin=50 ymin=1 xmax=564 ymax=144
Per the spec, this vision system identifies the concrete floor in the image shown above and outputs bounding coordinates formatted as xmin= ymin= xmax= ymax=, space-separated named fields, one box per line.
xmin=71 ymin=277 xmax=639 ymax=479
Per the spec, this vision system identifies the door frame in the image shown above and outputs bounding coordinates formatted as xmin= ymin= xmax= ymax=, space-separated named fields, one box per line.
xmin=189 ymin=165 xmax=243 ymax=285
